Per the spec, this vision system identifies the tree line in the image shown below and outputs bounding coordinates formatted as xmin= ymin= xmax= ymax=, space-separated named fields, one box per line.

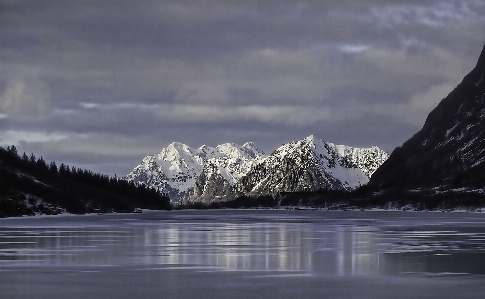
xmin=0 ymin=145 xmax=171 ymax=217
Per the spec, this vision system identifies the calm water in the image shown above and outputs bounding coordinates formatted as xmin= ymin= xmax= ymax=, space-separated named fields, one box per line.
xmin=2 ymin=210 xmax=485 ymax=298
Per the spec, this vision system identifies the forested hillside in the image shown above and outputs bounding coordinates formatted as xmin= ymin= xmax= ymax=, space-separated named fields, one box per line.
xmin=0 ymin=145 xmax=171 ymax=217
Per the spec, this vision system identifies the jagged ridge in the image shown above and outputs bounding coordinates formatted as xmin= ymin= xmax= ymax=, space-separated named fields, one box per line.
xmin=127 ymin=136 xmax=389 ymax=205
xmin=126 ymin=142 xmax=267 ymax=203
xmin=234 ymin=136 xmax=388 ymax=197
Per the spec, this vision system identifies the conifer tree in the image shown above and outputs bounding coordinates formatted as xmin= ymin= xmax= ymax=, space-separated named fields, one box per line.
xmin=7 ymin=145 xmax=18 ymax=157
xmin=49 ymin=161 xmax=58 ymax=173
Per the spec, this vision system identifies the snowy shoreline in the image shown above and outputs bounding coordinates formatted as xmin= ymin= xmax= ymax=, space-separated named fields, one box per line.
xmin=3 ymin=206 xmax=485 ymax=220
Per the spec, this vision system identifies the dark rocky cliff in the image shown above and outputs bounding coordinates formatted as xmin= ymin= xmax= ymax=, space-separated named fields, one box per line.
xmin=370 ymin=44 xmax=485 ymax=189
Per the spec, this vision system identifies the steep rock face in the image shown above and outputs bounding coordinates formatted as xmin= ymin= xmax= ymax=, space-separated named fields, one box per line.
xmin=181 ymin=164 xmax=234 ymax=205
xmin=126 ymin=155 xmax=179 ymax=199
xmin=126 ymin=142 xmax=266 ymax=203
xmin=236 ymin=136 xmax=388 ymax=196
xmin=339 ymin=146 xmax=390 ymax=178
xmin=370 ymin=44 xmax=485 ymax=188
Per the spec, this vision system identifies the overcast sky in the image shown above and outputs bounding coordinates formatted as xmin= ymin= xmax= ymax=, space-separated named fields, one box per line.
xmin=1 ymin=0 xmax=485 ymax=176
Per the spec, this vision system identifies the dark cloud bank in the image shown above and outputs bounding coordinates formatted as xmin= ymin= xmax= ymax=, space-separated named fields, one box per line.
xmin=1 ymin=0 xmax=485 ymax=176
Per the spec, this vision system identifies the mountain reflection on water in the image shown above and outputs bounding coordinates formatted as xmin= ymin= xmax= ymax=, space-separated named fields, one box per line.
xmin=2 ymin=210 xmax=485 ymax=299
xmin=144 ymin=223 xmax=380 ymax=276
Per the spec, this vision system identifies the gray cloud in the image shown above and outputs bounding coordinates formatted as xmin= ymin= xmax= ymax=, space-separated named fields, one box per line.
xmin=1 ymin=0 xmax=485 ymax=176
xmin=0 ymin=77 xmax=52 ymax=117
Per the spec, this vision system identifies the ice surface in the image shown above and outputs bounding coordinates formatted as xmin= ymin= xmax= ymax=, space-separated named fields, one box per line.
xmin=2 ymin=211 xmax=485 ymax=298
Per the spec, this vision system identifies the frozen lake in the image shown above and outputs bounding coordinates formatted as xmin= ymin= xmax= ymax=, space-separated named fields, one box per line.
xmin=2 ymin=210 xmax=485 ymax=298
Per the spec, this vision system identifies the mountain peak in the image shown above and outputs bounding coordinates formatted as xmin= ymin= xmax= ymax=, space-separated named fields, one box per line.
xmin=236 ymin=138 xmax=389 ymax=196
xmin=304 ymin=135 xmax=316 ymax=142
xmin=127 ymin=137 xmax=389 ymax=204
xmin=168 ymin=141 xmax=185 ymax=147
xmin=166 ymin=141 xmax=189 ymax=152
xmin=242 ymin=142 xmax=266 ymax=157
xmin=160 ymin=142 xmax=195 ymax=162
xmin=216 ymin=143 xmax=238 ymax=150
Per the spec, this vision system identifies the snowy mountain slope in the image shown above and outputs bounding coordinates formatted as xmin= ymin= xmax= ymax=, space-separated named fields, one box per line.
xmin=182 ymin=164 xmax=234 ymax=204
xmin=235 ymin=135 xmax=389 ymax=196
xmin=127 ymin=136 xmax=389 ymax=204
xmin=125 ymin=142 xmax=267 ymax=203
xmin=332 ymin=144 xmax=390 ymax=177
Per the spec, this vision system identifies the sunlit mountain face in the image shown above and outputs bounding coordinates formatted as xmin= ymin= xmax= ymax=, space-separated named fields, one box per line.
xmin=126 ymin=136 xmax=388 ymax=204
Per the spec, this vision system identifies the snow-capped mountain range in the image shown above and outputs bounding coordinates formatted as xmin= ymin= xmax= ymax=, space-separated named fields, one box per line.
xmin=125 ymin=142 xmax=266 ymax=202
xmin=126 ymin=136 xmax=389 ymax=204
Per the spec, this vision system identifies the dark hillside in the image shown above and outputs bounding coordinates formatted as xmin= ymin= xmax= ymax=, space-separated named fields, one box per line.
xmin=0 ymin=145 xmax=171 ymax=217
xmin=370 ymin=44 xmax=485 ymax=190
